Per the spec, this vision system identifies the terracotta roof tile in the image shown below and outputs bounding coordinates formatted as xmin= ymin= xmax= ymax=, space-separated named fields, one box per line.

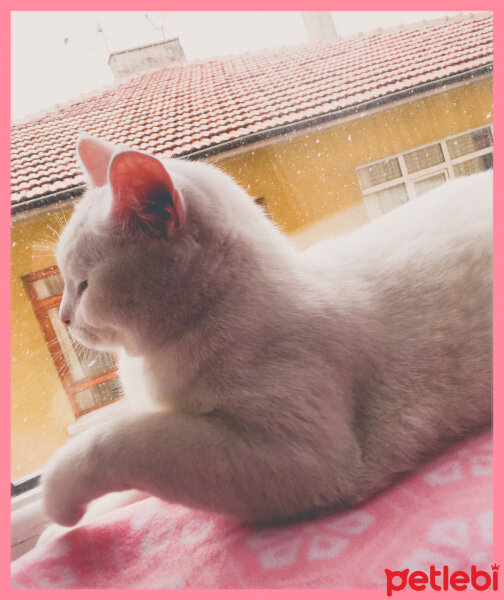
xmin=11 ymin=13 xmax=493 ymax=206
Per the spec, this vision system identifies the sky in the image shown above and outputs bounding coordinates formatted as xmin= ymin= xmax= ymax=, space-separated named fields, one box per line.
xmin=12 ymin=11 xmax=472 ymax=121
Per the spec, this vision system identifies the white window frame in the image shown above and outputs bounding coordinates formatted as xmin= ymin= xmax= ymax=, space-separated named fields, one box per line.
xmin=11 ymin=486 xmax=47 ymax=560
xmin=357 ymin=124 xmax=493 ymax=219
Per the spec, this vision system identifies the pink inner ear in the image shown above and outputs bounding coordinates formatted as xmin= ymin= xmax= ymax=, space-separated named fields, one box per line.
xmin=109 ymin=151 xmax=184 ymax=232
xmin=78 ymin=136 xmax=115 ymax=188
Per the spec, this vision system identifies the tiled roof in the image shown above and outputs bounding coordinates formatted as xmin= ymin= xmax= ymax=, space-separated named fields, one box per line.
xmin=11 ymin=12 xmax=493 ymax=208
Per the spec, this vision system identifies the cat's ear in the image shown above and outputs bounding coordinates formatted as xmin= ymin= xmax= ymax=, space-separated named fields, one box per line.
xmin=108 ymin=150 xmax=184 ymax=236
xmin=77 ymin=135 xmax=116 ymax=188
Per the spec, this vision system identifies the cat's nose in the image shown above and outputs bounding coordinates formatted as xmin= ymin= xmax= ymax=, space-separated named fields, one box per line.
xmin=59 ymin=308 xmax=71 ymax=326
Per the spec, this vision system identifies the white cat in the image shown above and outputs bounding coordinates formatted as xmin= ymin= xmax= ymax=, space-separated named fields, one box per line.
xmin=41 ymin=135 xmax=492 ymax=528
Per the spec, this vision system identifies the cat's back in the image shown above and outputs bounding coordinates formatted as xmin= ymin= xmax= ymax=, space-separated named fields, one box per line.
xmin=303 ymin=170 xmax=491 ymax=397
xmin=306 ymin=173 xmax=492 ymax=481
xmin=321 ymin=171 xmax=492 ymax=341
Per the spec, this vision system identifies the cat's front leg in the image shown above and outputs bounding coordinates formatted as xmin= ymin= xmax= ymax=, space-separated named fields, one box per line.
xmin=43 ymin=411 xmax=243 ymax=526
xmin=42 ymin=409 xmax=359 ymax=525
xmin=41 ymin=425 xmax=128 ymax=527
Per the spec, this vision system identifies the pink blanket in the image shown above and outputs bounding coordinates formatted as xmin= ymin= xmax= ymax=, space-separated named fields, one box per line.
xmin=11 ymin=429 xmax=492 ymax=589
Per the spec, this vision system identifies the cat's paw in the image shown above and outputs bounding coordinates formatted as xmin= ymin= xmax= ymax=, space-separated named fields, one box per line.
xmin=42 ymin=464 xmax=86 ymax=527
xmin=44 ymin=496 xmax=85 ymax=528
xmin=41 ymin=436 xmax=93 ymax=527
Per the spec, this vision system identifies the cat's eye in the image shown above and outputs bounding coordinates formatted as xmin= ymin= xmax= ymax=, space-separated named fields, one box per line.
xmin=78 ymin=280 xmax=88 ymax=295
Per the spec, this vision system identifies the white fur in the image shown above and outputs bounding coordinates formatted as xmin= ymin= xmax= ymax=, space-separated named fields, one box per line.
xmin=42 ymin=137 xmax=492 ymax=528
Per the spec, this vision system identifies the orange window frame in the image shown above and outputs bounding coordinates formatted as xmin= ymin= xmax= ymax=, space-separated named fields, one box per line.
xmin=22 ymin=265 xmax=120 ymax=418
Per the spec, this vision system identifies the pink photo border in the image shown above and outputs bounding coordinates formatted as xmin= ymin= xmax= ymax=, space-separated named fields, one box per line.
xmin=3 ymin=1 xmax=500 ymax=597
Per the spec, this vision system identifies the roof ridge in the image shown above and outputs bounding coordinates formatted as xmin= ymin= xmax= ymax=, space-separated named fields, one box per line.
xmin=333 ymin=11 xmax=491 ymax=45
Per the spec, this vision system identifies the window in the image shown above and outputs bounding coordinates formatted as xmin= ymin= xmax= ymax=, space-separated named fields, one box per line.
xmin=22 ymin=266 xmax=123 ymax=418
xmin=356 ymin=125 xmax=493 ymax=219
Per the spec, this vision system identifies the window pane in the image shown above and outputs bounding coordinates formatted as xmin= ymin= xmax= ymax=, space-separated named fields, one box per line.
xmin=403 ymin=143 xmax=445 ymax=174
xmin=413 ymin=172 xmax=447 ymax=196
xmin=32 ymin=272 xmax=65 ymax=299
xmin=447 ymin=127 xmax=493 ymax=159
xmin=356 ymin=157 xmax=401 ymax=189
xmin=46 ymin=307 xmax=116 ymax=381
xmin=364 ymin=183 xmax=409 ymax=218
xmin=453 ymin=153 xmax=493 ymax=178
xmin=79 ymin=351 xmax=116 ymax=380
xmin=75 ymin=378 xmax=123 ymax=413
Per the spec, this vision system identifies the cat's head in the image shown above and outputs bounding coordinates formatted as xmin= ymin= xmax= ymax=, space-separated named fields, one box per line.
xmin=56 ymin=135 xmax=272 ymax=356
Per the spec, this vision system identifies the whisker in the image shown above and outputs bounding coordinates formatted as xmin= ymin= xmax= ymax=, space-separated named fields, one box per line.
xmin=46 ymin=224 xmax=63 ymax=240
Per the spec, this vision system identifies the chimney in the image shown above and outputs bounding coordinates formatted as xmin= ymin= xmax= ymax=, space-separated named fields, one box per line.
xmin=108 ymin=38 xmax=186 ymax=80
xmin=301 ymin=12 xmax=337 ymax=43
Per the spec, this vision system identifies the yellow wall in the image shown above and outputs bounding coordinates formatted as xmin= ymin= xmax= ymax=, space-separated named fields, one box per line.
xmin=11 ymin=210 xmax=75 ymax=480
xmin=214 ymin=78 xmax=493 ymax=238
xmin=10 ymin=78 xmax=493 ymax=480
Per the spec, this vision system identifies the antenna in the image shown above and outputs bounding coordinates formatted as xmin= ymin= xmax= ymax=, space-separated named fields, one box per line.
xmin=96 ymin=22 xmax=112 ymax=54
xmin=145 ymin=12 xmax=167 ymax=40
xmin=61 ymin=22 xmax=111 ymax=53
